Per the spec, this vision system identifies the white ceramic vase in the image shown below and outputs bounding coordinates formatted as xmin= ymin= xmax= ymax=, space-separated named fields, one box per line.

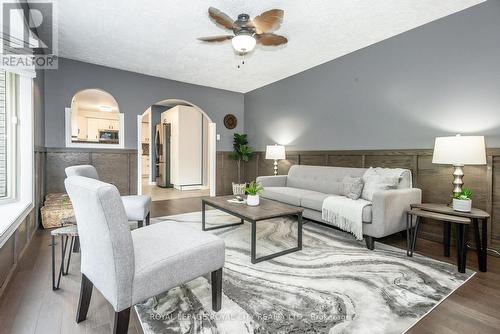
xmin=247 ymin=194 xmax=260 ymax=206
xmin=453 ymin=198 xmax=472 ymax=212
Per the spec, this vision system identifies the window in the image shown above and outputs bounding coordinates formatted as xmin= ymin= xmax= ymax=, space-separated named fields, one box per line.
xmin=0 ymin=70 xmax=18 ymax=200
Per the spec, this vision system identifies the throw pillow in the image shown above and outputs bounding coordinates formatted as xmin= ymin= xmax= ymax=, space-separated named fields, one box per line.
xmin=362 ymin=168 xmax=400 ymax=201
xmin=341 ymin=176 xmax=364 ymax=200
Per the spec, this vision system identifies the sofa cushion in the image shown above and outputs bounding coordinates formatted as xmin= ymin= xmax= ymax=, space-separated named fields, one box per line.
xmin=261 ymin=187 xmax=323 ymax=206
xmin=341 ymin=176 xmax=364 ymax=200
xmin=286 ymin=165 xmax=366 ymax=195
xmin=301 ymin=193 xmax=373 ymax=223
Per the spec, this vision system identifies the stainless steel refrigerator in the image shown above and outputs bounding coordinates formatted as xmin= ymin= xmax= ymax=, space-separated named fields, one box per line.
xmin=155 ymin=123 xmax=172 ymax=188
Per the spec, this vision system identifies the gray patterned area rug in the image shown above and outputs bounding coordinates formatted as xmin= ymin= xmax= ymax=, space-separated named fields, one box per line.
xmin=135 ymin=210 xmax=474 ymax=334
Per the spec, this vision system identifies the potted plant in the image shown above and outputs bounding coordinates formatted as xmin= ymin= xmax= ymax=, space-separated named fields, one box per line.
xmin=245 ymin=181 xmax=263 ymax=206
xmin=229 ymin=133 xmax=253 ymax=195
xmin=452 ymin=188 xmax=472 ymax=212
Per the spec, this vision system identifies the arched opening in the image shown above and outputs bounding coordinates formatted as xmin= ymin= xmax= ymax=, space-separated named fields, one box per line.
xmin=65 ymin=89 xmax=124 ymax=148
xmin=137 ymin=99 xmax=216 ymax=200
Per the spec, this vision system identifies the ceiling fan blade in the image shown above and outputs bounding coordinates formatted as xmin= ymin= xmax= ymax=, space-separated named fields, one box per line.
xmin=198 ymin=35 xmax=233 ymax=42
xmin=256 ymin=33 xmax=288 ymax=46
xmin=250 ymin=9 xmax=284 ymax=34
xmin=208 ymin=7 xmax=237 ymax=30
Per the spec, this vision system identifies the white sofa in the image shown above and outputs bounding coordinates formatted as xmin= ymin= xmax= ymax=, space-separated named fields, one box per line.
xmin=257 ymin=165 xmax=422 ymax=249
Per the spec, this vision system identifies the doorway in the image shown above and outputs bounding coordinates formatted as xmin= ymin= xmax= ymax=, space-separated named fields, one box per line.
xmin=137 ymin=99 xmax=216 ymax=201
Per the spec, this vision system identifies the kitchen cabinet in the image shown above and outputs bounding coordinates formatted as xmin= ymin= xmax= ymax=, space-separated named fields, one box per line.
xmin=87 ymin=118 xmax=100 ymax=142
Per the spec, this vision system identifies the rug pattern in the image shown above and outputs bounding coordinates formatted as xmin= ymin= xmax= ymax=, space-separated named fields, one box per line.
xmin=135 ymin=210 xmax=473 ymax=334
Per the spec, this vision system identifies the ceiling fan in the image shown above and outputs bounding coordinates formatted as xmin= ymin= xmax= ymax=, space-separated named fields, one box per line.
xmin=198 ymin=7 xmax=288 ymax=54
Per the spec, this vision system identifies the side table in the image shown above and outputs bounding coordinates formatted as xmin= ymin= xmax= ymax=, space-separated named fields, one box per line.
xmin=407 ymin=208 xmax=471 ymax=273
xmin=411 ymin=203 xmax=490 ymax=272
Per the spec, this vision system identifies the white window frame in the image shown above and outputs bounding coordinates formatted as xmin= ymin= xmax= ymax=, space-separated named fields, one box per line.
xmin=0 ymin=73 xmax=34 ymax=246
xmin=0 ymin=72 xmax=19 ymax=202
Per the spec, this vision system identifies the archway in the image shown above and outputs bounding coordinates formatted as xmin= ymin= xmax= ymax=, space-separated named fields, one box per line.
xmin=137 ymin=99 xmax=216 ymax=199
xmin=65 ymin=88 xmax=124 ymax=148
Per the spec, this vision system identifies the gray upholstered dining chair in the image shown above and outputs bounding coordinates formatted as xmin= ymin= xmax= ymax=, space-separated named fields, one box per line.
xmin=65 ymin=165 xmax=151 ymax=227
xmin=64 ymin=176 xmax=225 ymax=334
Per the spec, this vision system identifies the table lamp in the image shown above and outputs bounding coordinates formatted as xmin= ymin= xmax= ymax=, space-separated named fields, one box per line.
xmin=432 ymin=134 xmax=486 ymax=196
xmin=265 ymin=145 xmax=286 ymax=175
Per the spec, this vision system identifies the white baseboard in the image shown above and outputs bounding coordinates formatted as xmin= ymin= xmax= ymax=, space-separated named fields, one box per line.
xmin=174 ymin=185 xmax=203 ymax=191
xmin=148 ymin=181 xmax=157 ymax=186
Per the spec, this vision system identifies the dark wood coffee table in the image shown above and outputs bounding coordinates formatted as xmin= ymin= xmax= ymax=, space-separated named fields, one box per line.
xmin=202 ymin=196 xmax=303 ymax=264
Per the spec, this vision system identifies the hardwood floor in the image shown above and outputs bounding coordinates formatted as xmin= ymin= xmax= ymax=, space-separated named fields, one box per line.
xmin=0 ymin=196 xmax=499 ymax=334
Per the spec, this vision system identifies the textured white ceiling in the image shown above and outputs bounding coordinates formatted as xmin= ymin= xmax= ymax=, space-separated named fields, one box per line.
xmin=51 ymin=0 xmax=484 ymax=93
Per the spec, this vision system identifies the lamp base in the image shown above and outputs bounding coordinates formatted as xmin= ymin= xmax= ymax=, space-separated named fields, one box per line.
xmin=273 ymin=160 xmax=278 ymax=175
xmin=452 ymin=164 xmax=464 ymax=196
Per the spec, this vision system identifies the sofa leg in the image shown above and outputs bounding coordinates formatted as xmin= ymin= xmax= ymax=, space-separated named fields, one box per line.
xmin=113 ymin=308 xmax=131 ymax=334
xmin=365 ymin=236 xmax=375 ymax=250
xmin=76 ymin=274 xmax=93 ymax=323
xmin=145 ymin=212 xmax=150 ymax=226
xmin=211 ymin=268 xmax=222 ymax=312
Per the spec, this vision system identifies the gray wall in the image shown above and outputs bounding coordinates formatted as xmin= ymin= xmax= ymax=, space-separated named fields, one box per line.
xmin=44 ymin=58 xmax=244 ymax=150
xmin=244 ymin=0 xmax=500 ymax=151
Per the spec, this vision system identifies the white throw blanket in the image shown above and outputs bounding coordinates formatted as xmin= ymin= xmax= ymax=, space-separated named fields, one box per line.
xmin=321 ymin=196 xmax=372 ymax=240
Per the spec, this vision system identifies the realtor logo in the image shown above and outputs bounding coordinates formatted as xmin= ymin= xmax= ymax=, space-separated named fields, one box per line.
xmin=1 ymin=1 xmax=57 ymax=69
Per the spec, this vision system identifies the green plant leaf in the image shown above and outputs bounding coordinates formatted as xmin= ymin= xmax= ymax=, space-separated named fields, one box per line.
xmin=245 ymin=180 xmax=263 ymax=195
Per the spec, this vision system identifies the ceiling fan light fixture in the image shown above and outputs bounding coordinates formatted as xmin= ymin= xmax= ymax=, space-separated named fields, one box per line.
xmin=231 ymin=34 xmax=256 ymax=53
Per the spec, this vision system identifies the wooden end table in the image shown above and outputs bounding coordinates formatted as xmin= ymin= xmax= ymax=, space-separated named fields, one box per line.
xmin=409 ymin=203 xmax=490 ymax=272
xmin=202 ymin=196 xmax=303 ymax=264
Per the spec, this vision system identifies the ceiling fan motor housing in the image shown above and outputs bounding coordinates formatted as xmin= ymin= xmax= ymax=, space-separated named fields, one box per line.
xmin=235 ymin=13 xmax=254 ymax=33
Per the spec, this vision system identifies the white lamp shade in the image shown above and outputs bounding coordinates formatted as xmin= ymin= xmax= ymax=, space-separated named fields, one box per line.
xmin=432 ymin=135 xmax=486 ymax=165
xmin=265 ymin=145 xmax=286 ymax=160
xmin=231 ymin=34 xmax=256 ymax=53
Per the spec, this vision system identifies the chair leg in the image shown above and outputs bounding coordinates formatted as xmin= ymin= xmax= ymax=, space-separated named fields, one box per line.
xmin=365 ymin=236 xmax=375 ymax=250
xmin=113 ymin=308 xmax=131 ymax=334
xmin=211 ymin=268 xmax=222 ymax=312
xmin=76 ymin=274 xmax=93 ymax=323
xmin=145 ymin=212 xmax=150 ymax=226
xmin=73 ymin=236 xmax=80 ymax=253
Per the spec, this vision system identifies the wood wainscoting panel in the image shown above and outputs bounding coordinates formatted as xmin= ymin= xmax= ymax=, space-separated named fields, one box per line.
xmin=299 ymin=153 xmax=327 ymax=166
xmin=327 ymin=155 xmax=363 ymax=168
xmin=92 ymin=153 xmax=130 ymax=195
xmin=216 ymin=152 xmax=240 ymax=196
xmin=364 ymin=154 xmax=416 ymax=171
xmin=244 ymin=149 xmax=500 ymax=247
xmin=44 ymin=148 xmax=137 ymax=196
xmin=46 ymin=151 xmax=91 ymax=193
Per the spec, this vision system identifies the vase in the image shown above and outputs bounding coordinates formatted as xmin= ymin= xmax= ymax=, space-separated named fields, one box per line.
xmin=246 ymin=194 xmax=260 ymax=206
xmin=232 ymin=182 xmax=246 ymax=195
xmin=453 ymin=198 xmax=472 ymax=212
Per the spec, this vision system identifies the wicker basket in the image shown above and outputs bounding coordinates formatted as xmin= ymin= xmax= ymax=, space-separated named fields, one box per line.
xmin=41 ymin=193 xmax=74 ymax=229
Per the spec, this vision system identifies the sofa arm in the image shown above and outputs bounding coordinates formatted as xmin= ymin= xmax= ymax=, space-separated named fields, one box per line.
xmin=364 ymin=188 xmax=422 ymax=238
xmin=256 ymin=175 xmax=287 ymax=188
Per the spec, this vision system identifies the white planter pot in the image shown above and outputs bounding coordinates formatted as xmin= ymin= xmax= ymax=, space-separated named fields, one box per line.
xmin=453 ymin=198 xmax=472 ymax=212
xmin=246 ymin=194 xmax=260 ymax=206
xmin=232 ymin=183 xmax=246 ymax=195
